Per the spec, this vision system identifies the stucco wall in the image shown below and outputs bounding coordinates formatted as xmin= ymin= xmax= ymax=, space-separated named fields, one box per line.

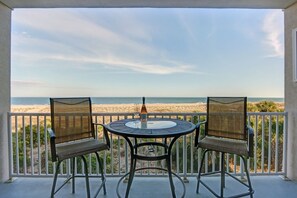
xmin=0 ymin=3 xmax=11 ymax=182
xmin=285 ymin=2 xmax=297 ymax=180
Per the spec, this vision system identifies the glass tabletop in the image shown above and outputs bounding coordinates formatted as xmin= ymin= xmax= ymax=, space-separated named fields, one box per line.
xmin=106 ymin=118 xmax=196 ymax=138
xmin=125 ymin=120 xmax=177 ymax=129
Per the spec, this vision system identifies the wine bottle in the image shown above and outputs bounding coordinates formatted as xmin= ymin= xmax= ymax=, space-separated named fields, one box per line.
xmin=140 ymin=97 xmax=148 ymax=128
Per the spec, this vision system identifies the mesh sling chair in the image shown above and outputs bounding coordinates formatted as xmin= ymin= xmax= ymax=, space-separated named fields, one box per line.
xmin=48 ymin=97 xmax=110 ymax=198
xmin=195 ymin=97 xmax=254 ymax=198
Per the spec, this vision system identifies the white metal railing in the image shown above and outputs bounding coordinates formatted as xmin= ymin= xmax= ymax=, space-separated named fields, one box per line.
xmin=7 ymin=112 xmax=288 ymax=179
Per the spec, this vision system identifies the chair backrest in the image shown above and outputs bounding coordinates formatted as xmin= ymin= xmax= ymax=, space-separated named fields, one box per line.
xmin=50 ymin=97 xmax=95 ymax=144
xmin=206 ymin=97 xmax=247 ymax=141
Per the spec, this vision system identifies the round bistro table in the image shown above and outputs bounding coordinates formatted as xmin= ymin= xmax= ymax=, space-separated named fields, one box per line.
xmin=105 ymin=118 xmax=196 ymax=198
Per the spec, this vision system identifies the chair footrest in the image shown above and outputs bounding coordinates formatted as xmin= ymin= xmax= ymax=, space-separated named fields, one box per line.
xmin=199 ymin=179 xmax=254 ymax=198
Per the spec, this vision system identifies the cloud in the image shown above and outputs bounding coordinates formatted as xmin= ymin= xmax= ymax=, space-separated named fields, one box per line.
xmin=177 ymin=13 xmax=198 ymax=43
xmin=12 ymin=9 xmax=203 ymax=75
xmin=13 ymin=50 xmax=197 ymax=74
xmin=93 ymin=57 xmax=196 ymax=74
xmin=12 ymin=80 xmax=46 ymax=87
xmin=12 ymin=9 xmax=154 ymax=57
xmin=11 ymin=79 xmax=94 ymax=91
xmin=262 ymin=10 xmax=284 ymax=58
xmin=11 ymin=80 xmax=99 ymax=97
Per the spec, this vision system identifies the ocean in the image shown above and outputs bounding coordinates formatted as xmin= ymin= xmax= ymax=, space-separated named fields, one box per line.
xmin=11 ymin=97 xmax=284 ymax=105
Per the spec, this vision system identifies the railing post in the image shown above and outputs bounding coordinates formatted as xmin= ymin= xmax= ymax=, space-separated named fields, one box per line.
xmin=240 ymin=158 xmax=247 ymax=181
xmin=7 ymin=112 xmax=14 ymax=182
xmin=282 ymin=112 xmax=289 ymax=180
xmin=183 ymin=134 xmax=189 ymax=183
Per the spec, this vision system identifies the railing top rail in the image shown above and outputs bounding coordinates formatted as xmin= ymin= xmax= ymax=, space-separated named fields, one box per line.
xmin=247 ymin=112 xmax=287 ymax=116
xmin=8 ymin=111 xmax=287 ymax=116
xmin=8 ymin=112 xmax=205 ymax=116
xmin=8 ymin=112 xmax=50 ymax=116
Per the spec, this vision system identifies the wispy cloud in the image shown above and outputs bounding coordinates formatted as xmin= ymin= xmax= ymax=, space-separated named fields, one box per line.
xmin=177 ymin=13 xmax=198 ymax=43
xmin=11 ymin=80 xmax=47 ymax=88
xmin=94 ymin=57 xmax=196 ymax=74
xmin=12 ymin=9 xmax=154 ymax=55
xmin=12 ymin=9 xmax=201 ymax=75
xmin=11 ymin=80 xmax=99 ymax=97
xmin=13 ymin=50 xmax=197 ymax=74
xmin=262 ymin=10 xmax=284 ymax=58
xmin=11 ymin=79 xmax=95 ymax=91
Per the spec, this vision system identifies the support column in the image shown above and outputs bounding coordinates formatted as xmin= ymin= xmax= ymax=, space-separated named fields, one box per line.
xmin=285 ymin=2 xmax=297 ymax=180
xmin=0 ymin=3 xmax=11 ymax=182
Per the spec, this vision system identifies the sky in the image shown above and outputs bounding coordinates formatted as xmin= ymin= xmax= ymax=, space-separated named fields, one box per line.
xmin=11 ymin=8 xmax=284 ymax=98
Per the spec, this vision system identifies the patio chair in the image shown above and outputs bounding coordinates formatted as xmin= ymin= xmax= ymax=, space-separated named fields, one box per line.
xmin=195 ymin=97 xmax=254 ymax=197
xmin=48 ymin=97 xmax=110 ymax=198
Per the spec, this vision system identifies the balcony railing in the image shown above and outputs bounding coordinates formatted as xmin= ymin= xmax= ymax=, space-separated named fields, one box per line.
xmin=7 ymin=112 xmax=288 ymax=180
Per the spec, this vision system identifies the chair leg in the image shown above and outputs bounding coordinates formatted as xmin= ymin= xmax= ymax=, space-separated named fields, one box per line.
xmin=241 ymin=156 xmax=254 ymax=198
xmin=51 ymin=161 xmax=62 ymax=198
xmin=196 ymin=149 xmax=207 ymax=194
xmin=81 ymin=156 xmax=91 ymax=198
xmin=125 ymin=155 xmax=137 ymax=198
xmin=196 ymin=150 xmax=254 ymax=198
xmin=95 ymin=152 xmax=107 ymax=195
xmin=72 ymin=157 xmax=75 ymax=194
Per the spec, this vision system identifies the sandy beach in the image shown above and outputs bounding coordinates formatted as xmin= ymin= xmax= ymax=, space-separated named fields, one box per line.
xmin=10 ymin=102 xmax=284 ymax=113
xmin=11 ymin=103 xmax=207 ymax=113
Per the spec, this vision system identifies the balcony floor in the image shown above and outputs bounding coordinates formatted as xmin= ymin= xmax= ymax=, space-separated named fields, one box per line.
xmin=0 ymin=175 xmax=296 ymax=198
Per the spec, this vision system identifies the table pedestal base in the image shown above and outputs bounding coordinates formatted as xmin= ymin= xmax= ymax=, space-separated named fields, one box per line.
xmin=116 ymin=167 xmax=186 ymax=198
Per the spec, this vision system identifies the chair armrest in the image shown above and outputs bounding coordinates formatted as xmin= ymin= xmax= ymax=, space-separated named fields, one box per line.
xmin=195 ymin=121 xmax=206 ymax=147
xmin=247 ymin=125 xmax=254 ymax=157
xmin=47 ymin=128 xmax=57 ymax=162
xmin=93 ymin=123 xmax=110 ymax=149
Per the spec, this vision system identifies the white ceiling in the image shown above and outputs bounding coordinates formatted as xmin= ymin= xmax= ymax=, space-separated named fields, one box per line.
xmin=0 ymin=0 xmax=297 ymax=9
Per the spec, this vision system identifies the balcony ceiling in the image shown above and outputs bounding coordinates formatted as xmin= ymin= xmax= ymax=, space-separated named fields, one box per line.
xmin=0 ymin=0 xmax=297 ymax=9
